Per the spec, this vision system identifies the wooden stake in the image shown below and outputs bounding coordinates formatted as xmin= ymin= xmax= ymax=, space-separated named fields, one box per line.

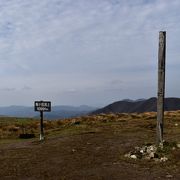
xmin=157 ymin=31 xmax=166 ymax=145
xmin=40 ymin=111 xmax=44 ymax=141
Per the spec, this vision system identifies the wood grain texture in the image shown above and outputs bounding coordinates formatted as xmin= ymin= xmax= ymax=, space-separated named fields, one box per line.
xmin=157 ymin=31 xmax=166 ymax=145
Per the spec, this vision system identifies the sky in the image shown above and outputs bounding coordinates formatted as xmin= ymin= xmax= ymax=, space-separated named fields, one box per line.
xmin=0 ymin=0 xmax=180 ymax=107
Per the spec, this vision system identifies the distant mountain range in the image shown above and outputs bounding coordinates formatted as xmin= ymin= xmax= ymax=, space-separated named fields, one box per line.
xmin=0 ymin=105 xmax=97 ymax=119
xmin=1 ymin=97 xmax=180 ymax=119
xmin=92 ymin=97 xmax=180 ymax=114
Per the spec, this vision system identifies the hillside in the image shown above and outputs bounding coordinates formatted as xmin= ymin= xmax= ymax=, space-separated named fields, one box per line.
xmin=92 ymin=97 xmax=180 ymax=114
xmin=0 ymin=112 xmax=179 ymax=179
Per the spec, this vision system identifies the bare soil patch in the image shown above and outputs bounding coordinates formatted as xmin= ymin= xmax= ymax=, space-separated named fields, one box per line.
xmin=0 ymin=113 xmax=179 ymax=179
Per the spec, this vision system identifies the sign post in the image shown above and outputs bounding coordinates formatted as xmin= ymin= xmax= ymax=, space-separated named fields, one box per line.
xmin=157 ymin=31 xmax=166 ymax=146
xmin=34 ymin=101 xmax=51 ymax=141
xmin=40 ymin=111 xmax=44 ymax=141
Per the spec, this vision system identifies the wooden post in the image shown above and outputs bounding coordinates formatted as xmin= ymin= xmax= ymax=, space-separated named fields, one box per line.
xmin=157 ymin=31 xmax=166 ymax=146
xmin=34 ymin=100 xmax=51 ymax=141
xmin=40 ymin=111 xmax=44 ymax=141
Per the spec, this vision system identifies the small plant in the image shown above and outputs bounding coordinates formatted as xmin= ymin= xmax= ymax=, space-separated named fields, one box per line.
xmin=157 ymin=141 xmax=177 ymax=155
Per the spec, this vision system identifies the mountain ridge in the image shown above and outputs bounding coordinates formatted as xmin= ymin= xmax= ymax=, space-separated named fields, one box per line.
xmin=92 ymin=97 xmax=180 ymax=114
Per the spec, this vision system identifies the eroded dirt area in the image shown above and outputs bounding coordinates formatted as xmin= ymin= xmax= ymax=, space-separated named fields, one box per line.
xmin=0 ymin=116 xmax=180 ymax=180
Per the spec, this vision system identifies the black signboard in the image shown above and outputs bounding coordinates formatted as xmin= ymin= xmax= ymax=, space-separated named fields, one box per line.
xmin=34 ymin=101 xmax=51 ymax=112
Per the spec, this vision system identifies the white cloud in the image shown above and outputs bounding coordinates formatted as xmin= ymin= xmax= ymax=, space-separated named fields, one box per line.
xmin=0 ymin=0 xmax=179 ymax=106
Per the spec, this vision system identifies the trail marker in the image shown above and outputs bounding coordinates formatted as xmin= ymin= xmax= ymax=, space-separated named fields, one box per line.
xmin=34 ymin=101 xmax=51 ymax=141
xmin=157 ymin=31 xmax=166 ymax=146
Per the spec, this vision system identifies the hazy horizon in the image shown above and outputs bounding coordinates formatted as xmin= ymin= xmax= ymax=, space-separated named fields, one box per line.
xmin=0 ymin=0 xmax=180 ymax=106
xmin=0 ymin=96 xmax=180 ymax=108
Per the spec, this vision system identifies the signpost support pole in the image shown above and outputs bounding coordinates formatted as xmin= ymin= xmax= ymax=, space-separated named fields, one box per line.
xmin=34 ymin=100 xmax=51 ymax=141
xmin=40 ymin=111 xmax=44 ymax=141
xmin=157 ymin=31 xmax=166 ymax=146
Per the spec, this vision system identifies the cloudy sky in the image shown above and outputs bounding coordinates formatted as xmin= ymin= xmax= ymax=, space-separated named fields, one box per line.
xmin=0 ymin=0 xmax=180 ymax=107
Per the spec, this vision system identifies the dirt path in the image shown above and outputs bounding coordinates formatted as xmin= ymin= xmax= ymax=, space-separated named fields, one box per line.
xmin=0 ymin=120 xmax=179 ymax=179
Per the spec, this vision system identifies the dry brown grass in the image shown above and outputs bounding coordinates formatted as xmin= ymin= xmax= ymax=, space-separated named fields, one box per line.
xmin=0 ymin=111 xmax=179 ymax=140
xmin=0 ymin=111 xmax=179 ymax=179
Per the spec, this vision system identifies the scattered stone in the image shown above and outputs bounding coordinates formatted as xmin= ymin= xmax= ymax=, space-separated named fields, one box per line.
xmin=175 ymin=123 xmax=178 ymax=126
xmin=96 ymin=147 xmax=101 ymax=150
xmin=166 ymin=174 xmax=173 ymax=178
xmin=113 ymin=162 xmax=120 ymax=165
xmin=159 ymin=142 xmax=164 ymax=150
xmin=146 ymin=145 xmax=157 ymax=154
xmin=177 ymin=143 xmax=180 ymax=148
xmin=148 ymin=152 xmax=155 ymax=159
xmin=130 ymin=155 xmax=137 ymax=159
xmin=72 ymin=149 xmax=76 ymax=152
xmin=160 ymin=157 xmax=168 ymax=162
xmin=124 ymin=143 xmax=173 ymax=162
xmin=124 ymin=153 xmax=131 ymax=158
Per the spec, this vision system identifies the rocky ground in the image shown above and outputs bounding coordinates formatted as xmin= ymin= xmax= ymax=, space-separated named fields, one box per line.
xmin=0 ymin=112 xmax=179 ymax=179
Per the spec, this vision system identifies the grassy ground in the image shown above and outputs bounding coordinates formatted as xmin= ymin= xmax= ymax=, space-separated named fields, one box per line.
xmin=0 ymin=112 xmax=179 ymax=179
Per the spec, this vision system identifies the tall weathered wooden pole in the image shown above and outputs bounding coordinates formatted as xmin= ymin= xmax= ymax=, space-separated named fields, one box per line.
xmin=157 ymin=31 xmax=166 ymax=145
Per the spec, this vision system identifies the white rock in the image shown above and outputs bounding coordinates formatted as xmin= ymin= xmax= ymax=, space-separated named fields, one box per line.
xmin=140 ymin=149 xmax=144 ymax=154
xmin=175 ymin=123 xmax=178 ymax=126
xmin=147 ymin=145 xmax=157 ymax=154
xmin=72 ymin=149 xmax=76 ymax=152
xmin=160 ymin=157 xmax=168 ymax=162
xmin=146 ymin=148 xmax=151 ymax=154
xmin=124 ymin=153 xmax=131 ymax=158
xmin=130 ymin=155 xmax=137 ymax=159
xmin=166 ymin=174 xmax=173 ymax=178
xmin=159 ymin=143 xmax=163 ymax=149
xmin=142 ymin=146 xmax=147 ymax=151
xmin=149 ymin=152 xmax=155 ymax=159
xmin=177 ymin=143 xmax=180 ymax=148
